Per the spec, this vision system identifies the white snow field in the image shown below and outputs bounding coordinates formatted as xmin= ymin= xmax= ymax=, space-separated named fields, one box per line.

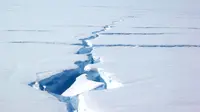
xmin=1 ymin=0 xmax=200 ymax=112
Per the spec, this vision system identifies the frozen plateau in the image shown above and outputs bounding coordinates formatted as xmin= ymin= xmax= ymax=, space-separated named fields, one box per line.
xmin=1 ymin=0 xmax=200 ymax=112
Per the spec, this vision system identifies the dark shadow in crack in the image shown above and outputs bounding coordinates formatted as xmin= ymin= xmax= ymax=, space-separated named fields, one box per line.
xmin=131 ymin=26 xmax=200 ymax=30
xmin=29 ymin=68 xmax=81 ymax=95
xmin=76 ymin=47 xmax=93 ymax=54
xmin=100 ymin=32 xmax=177 ymax=35
xmin=74 ymin=60 xmax=90 ymax=74
xmin=71 ymin=43 xmax=200 ymax=48
xmin=28 ymin=54 xmax=101 ymax=95
xmin=92 ymin=29 xmax=105 ymax=34
xmin=79 ymin=34 xmax=99 ymax=41
xmin=85 ymin=69 xmax=106 ymax=90
xmin=50 ymin=93 xmax=78 ymax=112
xmin=87 ymin=53 xmax=101 ymax=64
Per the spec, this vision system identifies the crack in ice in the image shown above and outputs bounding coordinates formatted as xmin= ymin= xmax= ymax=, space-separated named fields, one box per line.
xmin=29 ymin=18 xmax=125 ymax=112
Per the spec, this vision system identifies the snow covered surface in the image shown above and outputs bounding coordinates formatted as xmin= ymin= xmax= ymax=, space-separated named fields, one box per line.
xmin=83 ymin=47 xmax=200 ymax=112
xmin=1 ymin=0 xmax=200 ymax=112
